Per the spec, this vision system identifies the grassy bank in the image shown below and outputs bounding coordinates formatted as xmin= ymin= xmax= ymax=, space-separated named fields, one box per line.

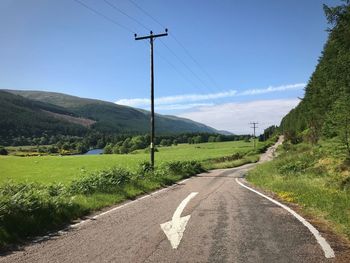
xmin=246 ymin=139 xmax=350 ymax=240
xmin=0 ymin=139 xmax=274 ymax=249
xmin=0 ymin=161 xmax=204 ymax=249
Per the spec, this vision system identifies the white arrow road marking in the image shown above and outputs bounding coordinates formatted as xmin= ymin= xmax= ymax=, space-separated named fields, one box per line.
xmin=235 ymin=178 xmax=335 ymax=259
xmin=160 ymin=192 xmax=198 ymax=249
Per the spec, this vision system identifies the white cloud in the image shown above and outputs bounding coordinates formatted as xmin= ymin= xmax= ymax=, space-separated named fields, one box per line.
xmin=115 ymin=83 xmax=305 ymax=108
xmin=178 ymin=99 xmax=300 ymax=134
xmin=237 ymin=83 xmax=305 ymax=96
xmin=155 ymin=103 xmax=214 ymax=110
xmin=116 ymin=90 xmax=237 ymax=107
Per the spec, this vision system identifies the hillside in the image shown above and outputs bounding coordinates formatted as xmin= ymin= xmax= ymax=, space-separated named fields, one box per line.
xmin=0 ymin=91 xmax=88 ymax=145
xmin=1 ymin=89 xmax=217 ymax=143
xmin=255 ymin=2 xmax=350 ymax=244
xmin=280 ymin=2 xmax=350 ymax=146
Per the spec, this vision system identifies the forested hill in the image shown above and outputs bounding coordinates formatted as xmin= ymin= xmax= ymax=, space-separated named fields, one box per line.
xmin=280 ymin=1 xmax=350 ymax=146
xmin=1 ymin=89 xmax=218 ymax=144
xmin=0 ymin=90 xmax=88 ymax=142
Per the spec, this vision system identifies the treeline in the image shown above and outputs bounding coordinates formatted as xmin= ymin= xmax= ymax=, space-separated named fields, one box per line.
xmin=280 ymin=1 xmax=350 ymax=154
xmin=259 ymin=125 xmax=278 ymax=142
xmin=2 ymin=132 xmax=253 ymax=155
xmin=104 ymin=133 xmax=252 ymax=154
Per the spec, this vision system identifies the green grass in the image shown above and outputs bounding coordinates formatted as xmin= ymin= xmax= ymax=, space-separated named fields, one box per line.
xmin=0 ymin=161 xmax=203 ymax=248
xmin=246 ymin=139 xmax=350 ymax=240
xmin=0 ymin=140 xmax=259 ymax=185
xmin=0 ymin=139 xmax=271 ymax=249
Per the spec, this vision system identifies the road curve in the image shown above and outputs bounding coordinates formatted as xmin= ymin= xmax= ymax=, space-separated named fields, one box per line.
xmin=0 ymin=141 xmax=334 ymax=262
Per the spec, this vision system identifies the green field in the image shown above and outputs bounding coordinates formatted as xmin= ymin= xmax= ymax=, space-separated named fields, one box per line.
xmin=0 ymin=139 xmax=269 ymax=247
xmin=0 ymin=140 xmax=257 ymax=185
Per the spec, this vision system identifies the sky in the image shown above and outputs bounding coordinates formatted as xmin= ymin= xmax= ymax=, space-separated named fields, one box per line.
xmin=0 ymin=0 xmax=342 ymax=134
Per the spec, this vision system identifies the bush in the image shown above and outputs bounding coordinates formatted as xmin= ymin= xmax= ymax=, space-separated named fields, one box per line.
xmin=137 ymin=161 xmax=153 ymax=176
xmin=160 ymin=161 xmax=204 ymax=177
xmin=69 ymin=168 xmax=132 ymax=195
xmin=0 ymin=183 xmax=80 ymax=245
xmin=0 ymin=146 xmax=8 ymax=155
xmin=0 ymin=160 xmax=204 ymax=248
xmin=103 ymin=144 xmax=113 ymax=154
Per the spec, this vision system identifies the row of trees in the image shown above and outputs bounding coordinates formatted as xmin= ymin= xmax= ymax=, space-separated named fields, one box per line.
xmin=104 ymin=133 xmax=253 ymax=154
xmin=258 ymin=125 xmax=278 ymax=142
xmin=280 ymin=1 xmax=350 ymax=155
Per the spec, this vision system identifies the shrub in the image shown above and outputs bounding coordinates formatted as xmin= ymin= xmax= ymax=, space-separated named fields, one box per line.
xmin=0 ymin=183 xmax=80 ymax=245
xmin=0 ymin=160 xmax=205 ymax=247
xmin=69 ymin=168 xmax=132 ymax=195
xmin=103 ymin=144 xmax=113 ymax=154
xmin=137 ymin=161 xmax=153 ymax=176
xmin=0 ymin=146 xmax=8 ymax=155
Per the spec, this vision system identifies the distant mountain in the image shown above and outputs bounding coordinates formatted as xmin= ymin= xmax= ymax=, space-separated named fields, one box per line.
xmin=0 ymin=90 xmax=88 ymax=141
xmin=2 ymin=89 xmax=218 ymax=139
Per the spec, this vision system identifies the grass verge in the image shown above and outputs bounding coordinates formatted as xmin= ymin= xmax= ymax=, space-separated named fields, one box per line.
xmin=0 ymin=161 xmax=203 ymax=249
xmin=0 ymin=139 xmax=275 ymax=249
xmin=246 ymin=139 xmax=350 ymax=241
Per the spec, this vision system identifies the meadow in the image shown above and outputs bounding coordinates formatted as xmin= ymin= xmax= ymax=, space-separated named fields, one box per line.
xmin=0 ymin=140 xmax=258 ymax=185
xmin=0 ymin=139 xmax=270 ymax=247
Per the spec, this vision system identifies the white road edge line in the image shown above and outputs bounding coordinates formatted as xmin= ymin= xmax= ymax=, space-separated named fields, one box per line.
xmin=235 ymin=178 xmax=335 ymax=259
xmin=71 ymin=177 xmax=191 ymax=228
xmin=33 ymin=177 xmax=191 ymax=243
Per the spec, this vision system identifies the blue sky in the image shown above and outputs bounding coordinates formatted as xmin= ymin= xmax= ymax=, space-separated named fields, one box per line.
xmin=0 ymin=0 xmax=341 ymax=133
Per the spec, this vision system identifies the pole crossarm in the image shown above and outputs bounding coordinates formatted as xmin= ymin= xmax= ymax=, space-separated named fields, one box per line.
xmin=135 ymin=32 xmax=168 ymax=40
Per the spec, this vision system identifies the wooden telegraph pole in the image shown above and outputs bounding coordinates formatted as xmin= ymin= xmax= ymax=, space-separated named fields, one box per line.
xmin=250 ymin=122 xmax=258 ymax=149
xmin=135 ymin=29 xmax=168 ymax=169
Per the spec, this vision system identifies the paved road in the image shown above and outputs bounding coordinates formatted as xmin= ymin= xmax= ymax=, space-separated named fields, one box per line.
xmin=0 ymin=139 xmax=334 ymax=263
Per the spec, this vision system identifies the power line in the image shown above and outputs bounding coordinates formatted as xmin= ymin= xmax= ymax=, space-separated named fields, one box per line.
xmin=169 ymin=34 xmax=219 ymax=87
xmin=74 ymin=0 xmax=217 ymax=96
xmin=127 ymin=0 xmax=219 ymax=88
xmin=159 ymin=39 xmax=216 ymax=93
xmin=103 ymin=0 xmax=150 ymax=31
xmin=155 ymin=49 xmax=202 ymax=91
xmin=128 ymin=0 xmax=165 ymax=29
xmin=105 ymin=0 xmax=215 ymax=94
xmin=72 ymin=0 xmax=135 ymax=33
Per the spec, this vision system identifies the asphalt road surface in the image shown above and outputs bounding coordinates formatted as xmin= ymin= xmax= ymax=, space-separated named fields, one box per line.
xmin=0 ymin=138 xmax=336 ymax=263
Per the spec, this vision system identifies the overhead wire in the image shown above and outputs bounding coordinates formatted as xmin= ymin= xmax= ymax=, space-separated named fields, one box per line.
xmin=107 ymin=0 xmax=217 ymax=94
xmin=73 ymin=0 xmax=217 ymax=96
xmin=72 ymin=0 xmax=136 ymax=33
xmin=103 ymin=0 xmax=151 ymax=32
xmin=127 ymin=0 xmax=220 ymax=89
xmin=99 ymin=0 xmax=211 ymax=94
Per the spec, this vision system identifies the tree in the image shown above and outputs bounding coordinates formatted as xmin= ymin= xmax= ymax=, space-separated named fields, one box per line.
xmin=215 ymin=135 xmax=223 ymax=142
xmin=160 ymin=139 xmax=172 ymax=147
xmin=193 ymin=135 xmax=203 ymax=144
xmin=208 ymin=136 xmax=216 ymax=142
xmin=48 ymin=145 xmax=59 ymax=154
xmin=62 ymin=142 xmax=71 ymax=151
xmin=76 ymin=143 xmax=88 ymax=154
xmin=328 ymin=94 xmax=350 ymax=156
xmin=0 ymin=146 xmax=8 ymax=155
xmin=104 ymin=144 xmax=113 ymax=154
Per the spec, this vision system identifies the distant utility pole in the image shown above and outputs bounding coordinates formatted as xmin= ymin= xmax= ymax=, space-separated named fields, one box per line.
xmin=135 ymin=29 xmax=168 ymax=169
xmin=250 ymin=122 xmax=258 ymax=149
